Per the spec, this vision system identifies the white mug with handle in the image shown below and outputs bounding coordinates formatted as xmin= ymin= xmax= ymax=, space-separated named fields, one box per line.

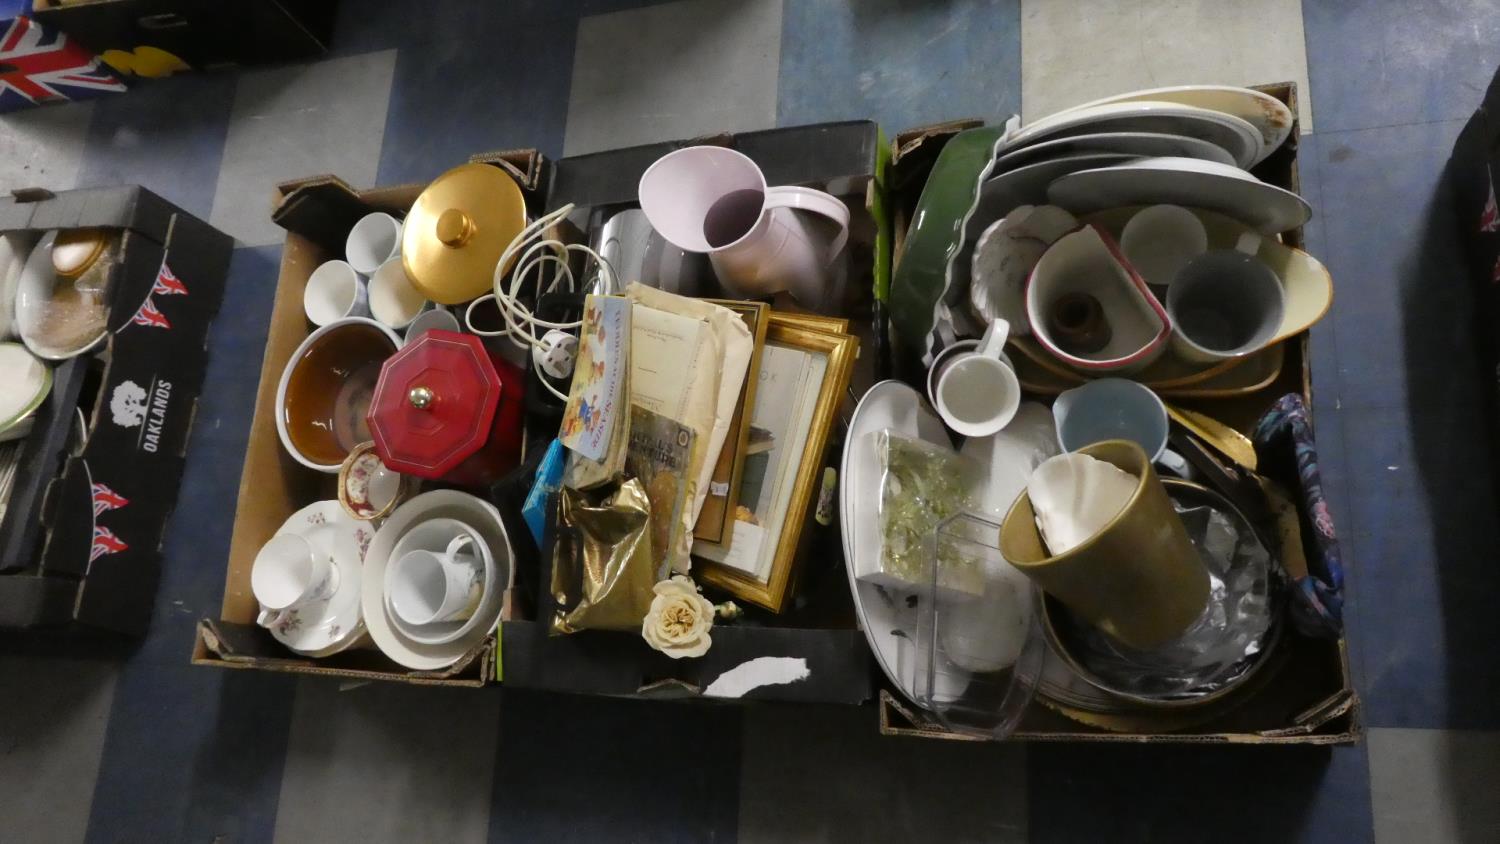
xmin=932 ymin=318 xmax=1022 ymax=438
xmin=638 ymin=145 xmax=849 ymax=308
xmin=387 ymin=533 xmax=483 ymax=626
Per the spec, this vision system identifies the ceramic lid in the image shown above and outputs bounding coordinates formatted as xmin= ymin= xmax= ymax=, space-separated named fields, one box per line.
xmin=401 ymin=163 xmax=526 ymax=305
xmin=0 ymin=342 xmax=52 ymax=435
xmin=367 ymin=330 xmax=499 ymax=478
xmin=51 ymin=229 xmax=108 ymax=278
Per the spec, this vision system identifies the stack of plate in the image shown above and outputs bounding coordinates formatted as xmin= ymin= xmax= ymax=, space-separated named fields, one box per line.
xmin=891 ymin=85 xmax=1312 ymax=369
xmin=361 ymin=490 xmax=512 ymax=670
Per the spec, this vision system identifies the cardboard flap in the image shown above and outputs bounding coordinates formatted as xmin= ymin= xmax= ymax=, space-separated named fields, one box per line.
xmin=0 ymin=185 xmax=175 ymax=244
xmin=271 ymin=176 xmax=385 ymax=255
xmin=466 ymin=148 xmax=545 ymax=191
xmin=194 ymin=619 xmax=494 ymax=687
xmin=501 ymin=620 xmax=874 ymax=704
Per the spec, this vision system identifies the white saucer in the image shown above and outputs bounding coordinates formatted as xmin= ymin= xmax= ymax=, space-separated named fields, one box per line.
xmin=15 ymin=232 xmax=109 ymax=362
xmin=1002 ymin=100 xmax=1262 ymax=169
xmin=1048 ymin=156 xmax=1312 ymax=235
xmin=266 ymin=500 xmax=371 ymax=657
xmin=840 ymin=380 xmax=952 ymax=704
xmin=384 ymin=516 xmax=498 ymax=646
xmin=0 ymin=342 xmax=51 ymax=440
xmin=362 ymin=490 xmax=512 ymax=671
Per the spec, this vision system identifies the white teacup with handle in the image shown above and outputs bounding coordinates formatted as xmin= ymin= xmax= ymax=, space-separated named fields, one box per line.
xmin=638 ymin=145 xmax=850 ymax=308
xmin=1053 ymin=378 xmax=1193 ymax=478
xmin=252 ymin=533 xmax=340 ymax=628
xmin=931 ymin=318 xmax=1022 ymax=438
xmin=1167 ymin=231 xmax=1285 ymax=364
xmin=386 ymin=533 xmax=483 ymax=626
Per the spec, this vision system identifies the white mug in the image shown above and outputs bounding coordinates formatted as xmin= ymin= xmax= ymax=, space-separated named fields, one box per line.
xmin=403 ymin=306 xmax=460 ymax=346
xmin=1119 ymin=204 xmax=1207 ymax=289
xmin=1053 ymin=378 xmax=1191 ymax=477
xmin=932 ymin=318 xmax=1021 ymax=438
xmin=637 ymin=146 xmax=849 ymax=308
xmin=251 ymin=533 xmax=338 ymax=627
xmin=369 ymin=257 xmax=428 ymax=330
xmin=303 ymin=260 xmax=370 ymax=327
xmin=387 ymin=533 xmax=482 ymax=626
xmin=1167 ymin=232 xmax=1285 ymax=364
xmin=346 ymin=212 xmax=403 ymax=275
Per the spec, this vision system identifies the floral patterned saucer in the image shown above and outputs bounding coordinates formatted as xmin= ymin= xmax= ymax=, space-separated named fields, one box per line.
xmin=268 ymin=500 xmax=373 ymax=657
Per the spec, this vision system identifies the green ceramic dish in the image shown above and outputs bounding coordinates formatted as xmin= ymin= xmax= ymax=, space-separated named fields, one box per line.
xmin=890 ymin=125 xmax=1007 ymax=363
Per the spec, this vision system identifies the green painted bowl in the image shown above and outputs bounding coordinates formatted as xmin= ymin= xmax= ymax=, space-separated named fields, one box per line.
xmin=890 ymin=126 xmax=1007 ymax=365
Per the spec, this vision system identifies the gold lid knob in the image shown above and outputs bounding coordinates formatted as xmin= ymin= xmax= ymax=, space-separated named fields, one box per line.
xmin=436 ymin=209 xmax=474 ymax=248
xmin=408 ymin=386 xmax=434 ymax=410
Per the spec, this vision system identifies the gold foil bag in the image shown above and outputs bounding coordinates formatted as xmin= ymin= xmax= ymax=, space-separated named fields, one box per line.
xmin=550 ymin=479 xmax=658 ymax=634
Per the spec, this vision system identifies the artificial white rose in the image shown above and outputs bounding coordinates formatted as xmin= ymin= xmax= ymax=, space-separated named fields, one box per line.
xmin=641 ymin=575 xmax=715 ymax=658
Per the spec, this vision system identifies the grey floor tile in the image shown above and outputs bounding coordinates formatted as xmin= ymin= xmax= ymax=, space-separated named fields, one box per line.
xmin=777 ymin=0 xmax=1022 ymax=132
xmin=739 ymin=704 xmax=1026 ymax=843
xmin=0 ymin=657 xmax=118 ymax=844
xmin=1020 ymin=0 xmax=1313 ymax=129
xmin=1304 ymin=0 xmax=1500 ymax=133
xmin=1028 ymin=741 xmax=1374 ymax=842
xmin=273 ymin=677 xmax=501 ymax=844
xmin=210 ymin=50 xmax=397 ymax=246
xmin=1369 ymin=728 xmax=1500 ymax=844
xmin=564 ymin=0 xmax=782 ymax=155
xmin=0 ymin=101 xmax=95 ymax=193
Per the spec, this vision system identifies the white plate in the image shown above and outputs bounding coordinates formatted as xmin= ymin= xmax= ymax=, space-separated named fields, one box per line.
xmin=969 ymin=205 xmax=1078 ymax=336
xmin=946 ymin=153 xmax=1138 ymax=331
xmin=0 ymin=342 xmax=51 ymax=438
xmin=0 ymin=232 xmax=38 ymax=341
xmin=1002 ymin=101 xmax=1262 ymax=169
xmin=1055 ymin=85 xmax=1294 ymax=162
xmin=840 ymin=380 xmax=951 ymax=703
xmin=992 ymin=131 xmax=1235 ymax=173
xmin=266 ymin=500 xmax=372 ymax=657
xmin=15 ymin=232 xmax=109 ymax=361
xmin=1048 ymin=156 xmax=1312 ymax=235
xmin=362 ymin=490 xmax=511 ymax=671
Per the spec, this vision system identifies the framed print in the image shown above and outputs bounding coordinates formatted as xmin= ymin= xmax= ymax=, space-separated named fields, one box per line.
xmin=693 ymin=317 xmax=857 ymax=611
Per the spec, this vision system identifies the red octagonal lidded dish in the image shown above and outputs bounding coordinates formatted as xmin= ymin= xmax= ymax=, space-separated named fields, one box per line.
xmin=367 ymin=329 xmax=523 ymax=487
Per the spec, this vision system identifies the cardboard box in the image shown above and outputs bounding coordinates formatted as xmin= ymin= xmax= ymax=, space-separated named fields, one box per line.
xmin=192 ymin=124 xmax=886 ymax=704
xmin=0 ymin=185 xmax=233 ymax=634
xmin=29 ymin=0 xmax=335 ymax=76
xmin=875 ymin=82 xmax=1360 ymax=745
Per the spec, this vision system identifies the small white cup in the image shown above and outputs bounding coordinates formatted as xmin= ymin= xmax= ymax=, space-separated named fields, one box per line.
xmin=251 ymin=533 xmax=339 ymax=627
xmin=1053 ymin=378 xmax=1191 ymax=477
xmin=387 ymin=533 xmax=482 ymax=626
xmin=403 ymin=306 xmax=460 ymax=346
xmin=369 ymin=258 xmax=427 ymax=330
xmin=346 ymin=212 xmax=403 ymax=275
xmin=303 ymin=260 xmax=370 ymax=327
xmin=1167 ymin=232 xmax=1285 ymax=364
xmin=932 ymin=318 xmax=1021 ymax=438
xmin=1120 ymin=204 xmax=1207 ymax=289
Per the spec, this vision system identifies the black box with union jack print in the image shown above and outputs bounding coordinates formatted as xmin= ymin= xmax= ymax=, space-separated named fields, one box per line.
xmin=0 ymin=184 xmax=230 ymax=634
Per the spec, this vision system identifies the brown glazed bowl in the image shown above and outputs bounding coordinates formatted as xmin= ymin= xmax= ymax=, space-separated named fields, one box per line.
xmin=276 ymin=317 xmax=400 ymax=472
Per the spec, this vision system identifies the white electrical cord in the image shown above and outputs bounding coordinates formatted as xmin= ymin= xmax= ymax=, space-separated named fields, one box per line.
xmin=463 ymin=203 xmax=617 ymax=401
